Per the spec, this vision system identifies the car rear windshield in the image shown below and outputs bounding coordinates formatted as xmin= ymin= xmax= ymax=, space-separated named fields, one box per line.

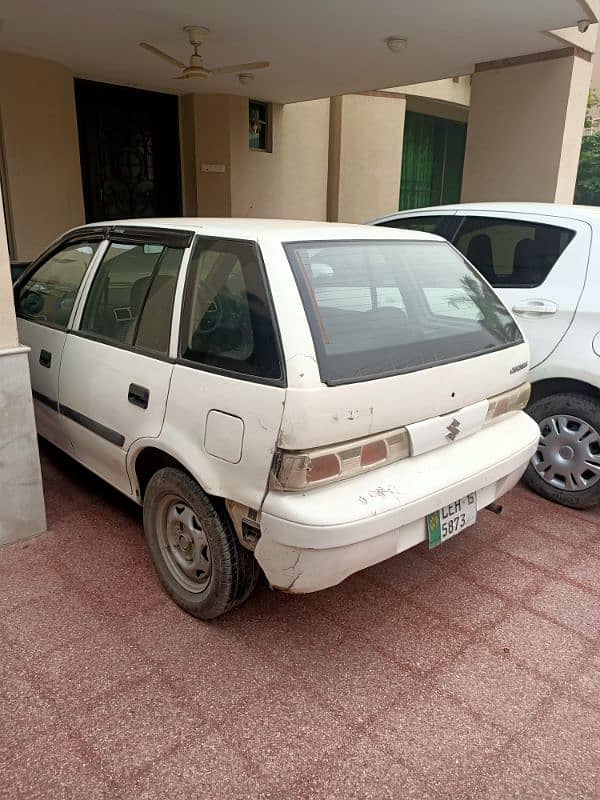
xmin=284 ymin=239 xmax=523 ymax=385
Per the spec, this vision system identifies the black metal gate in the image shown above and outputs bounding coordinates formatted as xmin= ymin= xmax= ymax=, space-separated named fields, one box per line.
xmin=75 ymin=80 xmax=182 ymax=223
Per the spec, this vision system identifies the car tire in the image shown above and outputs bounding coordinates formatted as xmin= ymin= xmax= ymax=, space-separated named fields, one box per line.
xmin=523 ymin=392 xmax=600 ymax=509
xmin=143 ymin=467 xmax=260 ymax=619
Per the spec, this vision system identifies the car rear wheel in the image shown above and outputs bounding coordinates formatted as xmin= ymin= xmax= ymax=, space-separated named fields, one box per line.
xmin=524 ymin=392 xmax=600 ymax=509
xmin=143 ymin=467 xmax=259 ymax=619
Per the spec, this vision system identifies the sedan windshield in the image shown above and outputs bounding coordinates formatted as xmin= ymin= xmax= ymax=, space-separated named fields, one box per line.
xmin=284 ymin=239 xmax=523 ymax=385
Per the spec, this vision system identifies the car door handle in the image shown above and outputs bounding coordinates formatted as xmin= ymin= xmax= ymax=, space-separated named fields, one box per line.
xmin=511 ymin=300 xmax=558 ymax=317
xmin=39 ymin=349 xmax=52 ymax=368
xmin=128 ymin=383 xmax=149 ymax=409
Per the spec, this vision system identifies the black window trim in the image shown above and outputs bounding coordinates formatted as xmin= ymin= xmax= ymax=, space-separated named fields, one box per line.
xmin=176 ymin=234 xmax=287 ymax=388
xmin=284 ymin=237 xmax=524 ymax=387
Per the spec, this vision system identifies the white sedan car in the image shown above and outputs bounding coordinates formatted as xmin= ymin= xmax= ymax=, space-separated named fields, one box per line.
xmin=372 ymin=203 xmax=600 ymax=509
xmin=14 ymin=219 xmax=538 ymax=618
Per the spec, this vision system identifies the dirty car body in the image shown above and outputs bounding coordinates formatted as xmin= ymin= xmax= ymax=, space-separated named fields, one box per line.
xmin=14 ymin=219 xmax=539 ymax=618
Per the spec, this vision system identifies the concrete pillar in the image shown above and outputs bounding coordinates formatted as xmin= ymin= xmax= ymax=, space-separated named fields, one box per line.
xmin=0 ymin=190 xmax=46 ymax=545
xmin=462 ymin=48 xmax=593 ymax=204
xmin=328 ymin=92 xmax=406 ymax=223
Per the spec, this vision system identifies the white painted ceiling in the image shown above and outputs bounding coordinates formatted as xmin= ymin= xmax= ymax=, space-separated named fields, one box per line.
xmin=0 ymin=1 xmax=593 ymax=103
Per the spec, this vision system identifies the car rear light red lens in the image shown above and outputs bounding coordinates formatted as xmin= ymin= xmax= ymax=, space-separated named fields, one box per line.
xmin=360 ymin=440 xmax=387 ymax=467
xmin=307 ymin=453 xmax=340 ymax=483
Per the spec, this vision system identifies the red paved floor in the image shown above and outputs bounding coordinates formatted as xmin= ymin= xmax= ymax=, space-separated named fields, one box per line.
xmin=2 ymin=441 xmax=600 ymax=799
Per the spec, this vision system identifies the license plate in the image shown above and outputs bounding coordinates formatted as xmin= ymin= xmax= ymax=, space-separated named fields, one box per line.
xmin=427 ymin=493 xmax=477 ymax=549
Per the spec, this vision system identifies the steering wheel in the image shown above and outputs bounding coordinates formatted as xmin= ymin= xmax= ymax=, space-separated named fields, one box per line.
xmin=195 ymin=283 xmax=223 ymax=334
xmin=19 ymin=289 xmax=44 ymax=317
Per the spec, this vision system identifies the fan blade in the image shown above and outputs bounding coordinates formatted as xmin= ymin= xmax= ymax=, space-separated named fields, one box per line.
xmin=210 ymin=60 xmax=270 ymax=75
xmin=139 ymin=42 xmax=187 ymax=70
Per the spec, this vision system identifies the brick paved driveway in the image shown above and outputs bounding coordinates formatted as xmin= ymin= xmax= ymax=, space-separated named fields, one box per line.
xmin=1 ymin=441 xmax=600 ymax=799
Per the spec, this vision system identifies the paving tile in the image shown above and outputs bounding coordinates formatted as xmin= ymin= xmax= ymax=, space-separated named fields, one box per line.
xmin=365 ymin=545 xmax=443 ymax=594
xmin=407 ymin=571 xmax=507 ymax=632
xmin=115 ymin=732 xmax=263 ymax=800
xmin=2 ymin=590 xmax=108 ymax=659
xmin=278 ymin=630 xmax=424 ymax=722
xmin=221 ymin=682 xmax=347 ymax=793
xmin=0 ymin=539 xmax=65 ymax=612
xmin=457 ymin=547 xmax=545 ymax=599
xmin=374 ymin=685 xmax=508 ymax=797
xmin=503 ymin=488 xmax=600 ymax=549
xmin=494 ymin=526 xmax=577 ymax=572
xmin=568 ymin=649 xmax=600 ymax=708
xmin=482 ymin=740 xmax=597 ymax=799
xmin=0 ymin=672 xmax=60 ymax=756
xmin=71 ymin=679 xmax=204 ymax=779
xmin=564 ymin=554 xmax=600 ymax=594
xmin=287 ymin=731 xmax=432 ymax=800
xmin=366 ymin=602 xmax=473 ymax=675
xmin=486 ymin=608 xmax=588 ymax=680
xmin=37 ymin=627 xmax=152 ymax=707
xmin=0 ymin=730 xmax=109 ymax=800
xmin=524 ymin=695 xmax=600 ymax=795
xmin=528 ymin=578 xmax=600 ymax=639
xmin=437 ymin=641 xmax=552 ymax=733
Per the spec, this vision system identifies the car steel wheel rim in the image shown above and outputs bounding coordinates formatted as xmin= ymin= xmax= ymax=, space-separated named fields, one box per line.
xmin=157 ymin=496 xmax=212 ymax=593
xmin=532 ymin=414 xmax=600 ymax=492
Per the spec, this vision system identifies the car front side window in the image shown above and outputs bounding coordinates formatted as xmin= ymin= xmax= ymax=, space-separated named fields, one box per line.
xmin=15 ymin=241 xmax=100 ymax=329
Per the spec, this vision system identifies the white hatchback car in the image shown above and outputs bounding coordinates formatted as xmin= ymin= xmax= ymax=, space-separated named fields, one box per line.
xmin=372 ymin=203 xmax=600 ymax=509
xmin=14 ymin=219 xmax=538 ymax=618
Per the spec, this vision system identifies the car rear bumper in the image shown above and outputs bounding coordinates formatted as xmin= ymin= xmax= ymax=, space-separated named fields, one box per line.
xmin=255 ymin=411 xmax=539 ymax=593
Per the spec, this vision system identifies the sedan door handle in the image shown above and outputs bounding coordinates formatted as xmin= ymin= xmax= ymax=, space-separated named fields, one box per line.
xmin=39 ymin=349 xmax=52 ymax=368
xmin=511 ymin=299 xmax=558 ymax=317
xmin=128 ymin=383 xmax=149 ymax=409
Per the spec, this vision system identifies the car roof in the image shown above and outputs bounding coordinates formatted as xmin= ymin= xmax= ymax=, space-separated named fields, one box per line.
xmin=76 ymin=217 xmax=444 ymax=243
xmin=371 ymin=202 xmax=600 ymax=225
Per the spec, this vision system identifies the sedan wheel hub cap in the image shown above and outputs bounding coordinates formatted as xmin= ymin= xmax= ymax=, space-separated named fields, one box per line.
xmin=532 ymin=413 xmax=600 ymax=492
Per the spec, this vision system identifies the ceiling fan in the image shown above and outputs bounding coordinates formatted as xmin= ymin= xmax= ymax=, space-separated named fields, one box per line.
xmin=140 ymin=25 xmax=270 ymax=80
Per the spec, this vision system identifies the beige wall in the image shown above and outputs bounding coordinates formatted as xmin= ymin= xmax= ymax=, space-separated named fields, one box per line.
xmin=185 ymin=94 xmax=329 ymax=220
xmin=462 ymin=53 xmax=591 ymax=203
xmin=230 ymin=98 xmax=329 ymax=220
xmin=0 ymin=52 xmax=85 ymax=260
xmin=331 ymin=93 xmax=406 ymax=223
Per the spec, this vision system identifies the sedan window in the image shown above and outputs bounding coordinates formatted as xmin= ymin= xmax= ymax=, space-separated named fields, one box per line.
xmin=454 ymin=217 xmax=575 ymax=288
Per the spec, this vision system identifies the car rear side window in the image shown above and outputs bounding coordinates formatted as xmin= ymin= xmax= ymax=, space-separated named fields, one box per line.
xmin=285 ymin=239 xmax=523 ymax=385
xmin=454 ymin=216 xmax=575 ymax=288
xmin=79 ymin=242 xmax=185 ymax=354
xmin=179 ymin=237 xmax=283 ymax=383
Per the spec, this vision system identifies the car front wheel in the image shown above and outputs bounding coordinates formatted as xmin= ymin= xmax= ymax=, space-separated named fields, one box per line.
xmin=143 ymin=468 xmax=259 ymax=619
xmin=524 ymin=392 xmax=600 ymax=509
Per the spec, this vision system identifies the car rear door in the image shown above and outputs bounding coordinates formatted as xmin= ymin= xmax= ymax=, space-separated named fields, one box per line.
xmin=452 ymin=212 xmax=591 ymax=369
xmin=14 ymin=233 xmax=105 ymax=453
xmin=58 ymin=227 xmax=193 ymax=495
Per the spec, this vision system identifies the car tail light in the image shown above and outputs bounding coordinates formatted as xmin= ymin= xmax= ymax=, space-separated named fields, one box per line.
xmin=271 ymin=427 xmax=410 ymax=491
xmin=485 ymin=382 xmax=531 ymax=425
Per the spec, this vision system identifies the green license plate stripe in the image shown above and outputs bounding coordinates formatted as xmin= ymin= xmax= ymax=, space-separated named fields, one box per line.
xmin=427 ymin=510 xmax=442 ymax=549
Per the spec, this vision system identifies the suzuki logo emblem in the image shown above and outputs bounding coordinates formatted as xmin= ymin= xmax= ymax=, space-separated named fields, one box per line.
xmin=446 ymin=418 xmax=461 ymax=442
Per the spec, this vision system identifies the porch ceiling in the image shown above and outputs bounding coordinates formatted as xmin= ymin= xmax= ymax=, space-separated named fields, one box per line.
xmin=0 ymin=1 xmax=594 ymax=103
